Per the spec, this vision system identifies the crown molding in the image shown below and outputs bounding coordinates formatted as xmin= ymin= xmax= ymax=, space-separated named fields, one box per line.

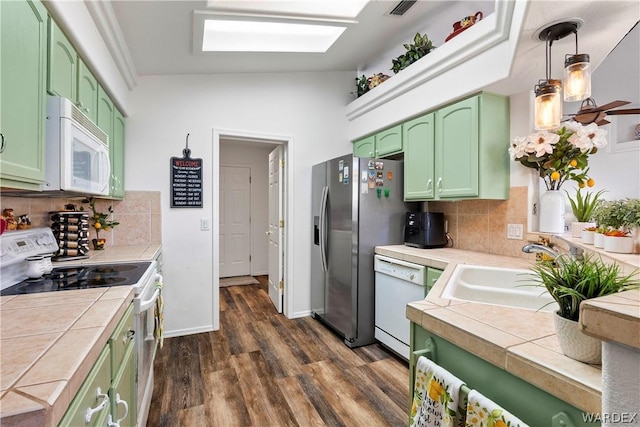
xmin=84 ymin=0 xmax=138 ymax=91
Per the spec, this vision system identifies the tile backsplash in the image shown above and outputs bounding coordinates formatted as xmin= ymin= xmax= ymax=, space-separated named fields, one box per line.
xmin=0 ymin=191 xmax=161 ymax=246
xmin=427 ymin=186 xmax=529 ymax=258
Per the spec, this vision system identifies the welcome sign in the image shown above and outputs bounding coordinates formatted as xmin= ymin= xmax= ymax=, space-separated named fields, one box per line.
xmin=170 ymin=134 xmax=203 ymax=208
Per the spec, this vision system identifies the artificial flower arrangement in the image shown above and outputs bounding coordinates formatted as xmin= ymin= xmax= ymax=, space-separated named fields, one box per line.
xmin=508 ymin=121 xmax=608 ymax=190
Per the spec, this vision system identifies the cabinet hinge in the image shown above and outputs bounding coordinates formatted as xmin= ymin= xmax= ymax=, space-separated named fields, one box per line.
xmin=279 ymin=219 xmax=284 ymax=228
xmin=279 ymin=280 xmax=284 ymax=290
xmin=280 ymin=159 xmax=285 ymax=168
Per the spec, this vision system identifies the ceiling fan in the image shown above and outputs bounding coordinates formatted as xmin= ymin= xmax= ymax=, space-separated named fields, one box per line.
xmin=565 ymin=98 xmax=640 ymax=126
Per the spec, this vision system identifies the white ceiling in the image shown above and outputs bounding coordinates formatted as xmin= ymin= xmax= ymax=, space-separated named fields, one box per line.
xmin=110 ymin=0 xmax=639 ymax=96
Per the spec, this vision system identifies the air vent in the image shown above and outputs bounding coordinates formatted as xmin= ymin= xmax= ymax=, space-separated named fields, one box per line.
xmin=70 ymin=103 xmax=109 ymax=147
xmin=388 ymin=0 xmax=417 ymax=16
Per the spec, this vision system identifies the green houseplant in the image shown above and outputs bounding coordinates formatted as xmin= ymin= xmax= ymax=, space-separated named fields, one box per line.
xmin=566 ymin=189 xmax=605 ymax=237
xmin=81 ymin=197 xmax=120 ymax=249
xmin=529 ymin=254 xmax=639 ymax=363
xmin=600 ymin=198 xmax=640 ymax=253
xmin=391 ymin=32 xmax=435 ymax=74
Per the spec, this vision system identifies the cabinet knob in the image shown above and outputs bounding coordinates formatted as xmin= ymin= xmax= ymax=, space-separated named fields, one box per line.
xmin=427 ymin=179 xmax=433 ymax=192
xmin=437 ymin=177 xmax=443 ymax=193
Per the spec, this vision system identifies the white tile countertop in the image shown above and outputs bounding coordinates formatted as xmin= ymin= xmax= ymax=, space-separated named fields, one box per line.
xmin=376 ymin=245 xmax=603 ymax=414
xmin=0 ymin=245 xmax=161 ymax=426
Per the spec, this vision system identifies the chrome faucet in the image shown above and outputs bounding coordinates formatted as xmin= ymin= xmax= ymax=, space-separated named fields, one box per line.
xmin=522 ymin=243 xmax=560 ymax=260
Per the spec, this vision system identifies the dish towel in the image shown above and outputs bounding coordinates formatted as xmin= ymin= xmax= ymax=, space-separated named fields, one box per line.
xmin=465 ymin=389 xmax=528 ymax=427
xmin=153 ymin=279 xmax=164 ymax=349
xmin=410 ymin=356 xmax=466 ymax=427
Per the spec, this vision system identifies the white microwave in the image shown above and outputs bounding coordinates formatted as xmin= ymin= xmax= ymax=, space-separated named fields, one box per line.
xmin=43 ymin=96 xmax=111 ymax=196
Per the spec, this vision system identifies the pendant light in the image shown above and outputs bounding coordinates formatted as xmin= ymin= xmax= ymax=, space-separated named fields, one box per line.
xmin=533 ymin=21 xmax=580 ymax=130
xmin=564 ymin=29 xmax=591 ymax=102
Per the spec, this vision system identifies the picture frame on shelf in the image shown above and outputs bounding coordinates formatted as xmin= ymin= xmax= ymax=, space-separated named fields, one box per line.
xmin=606 ymin=115 xmax=640 ymax=153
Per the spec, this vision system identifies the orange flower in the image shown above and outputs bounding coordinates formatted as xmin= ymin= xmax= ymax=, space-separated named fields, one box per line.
xmin=427 ymin=379 xmax=444 ymax=401
xmin=587 ymin=178 xmax=595 ymax=187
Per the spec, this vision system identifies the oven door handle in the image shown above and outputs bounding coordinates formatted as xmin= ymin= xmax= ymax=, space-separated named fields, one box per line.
xmin=139 ymin=274 xmax=163 ymax=312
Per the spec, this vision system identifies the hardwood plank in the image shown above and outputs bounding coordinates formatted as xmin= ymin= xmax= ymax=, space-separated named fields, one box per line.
xmin=166 ymin=334 xmax=205 ymax=412
xmin=303 ymin=360 xmax=390 ymax=427
xmin=197 ymin=329 xmax=231 ymax=374
xmin=276 ymin=376 xmax=326 ymax=427
xmin=219 ymin=287 xmax=236 ymax=311
xmin=231 ymin=352 xmax=298 ymax=426
xmin=296 ymin=373 xmax=347 ymax=427
xmin=203 ymin=367 xmax=252 ymax=427
xmin=220 ymin=308 xmax=260 ymax=355
xmin=174 ymin=404 xmax=208 ymax=426
xmin=249 ymin=317 xmax=304 ymax=379
xmin=269 ymin=315 xmax=326 ymax=366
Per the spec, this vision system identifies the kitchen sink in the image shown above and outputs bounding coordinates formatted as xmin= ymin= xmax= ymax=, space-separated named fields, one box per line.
xmin=441 ymin=264 xmax=558 ymax=312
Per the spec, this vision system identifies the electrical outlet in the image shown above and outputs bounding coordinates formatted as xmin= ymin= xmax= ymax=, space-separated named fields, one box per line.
xmin=507 ymin=224 xmax=524 ymax=240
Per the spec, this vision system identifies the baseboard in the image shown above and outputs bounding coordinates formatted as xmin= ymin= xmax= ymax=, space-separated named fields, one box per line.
xmin=288 ymin=309 xmax=312 ymax=319
xmin=251 ymin=270 xmax=268 ymax=276
xmin=163 ymin=324 xmax=215 ymax=338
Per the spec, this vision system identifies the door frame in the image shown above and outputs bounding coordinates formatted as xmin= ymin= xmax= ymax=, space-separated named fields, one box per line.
xmin=212 ymin=129 xmax=293 ymax=329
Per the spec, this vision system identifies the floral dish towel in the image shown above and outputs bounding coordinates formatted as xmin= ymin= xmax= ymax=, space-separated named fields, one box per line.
xmin=465 ymin=389 xmax=528 ymax=427
xmin=410 ymin=356 xmax=466 ymax=427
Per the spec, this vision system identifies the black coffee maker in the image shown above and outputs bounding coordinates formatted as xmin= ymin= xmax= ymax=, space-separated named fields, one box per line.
xmin=404 ymin=212 xmax=447 ymax=248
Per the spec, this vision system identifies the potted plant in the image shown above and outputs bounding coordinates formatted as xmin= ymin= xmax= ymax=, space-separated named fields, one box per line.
xmin=566 ymin=188 xmax=605 ymax=238
xmin=391 ymin=32 xmax=435 ymax=74
xmin=592 ymin=201 xmax=614 ymax=248
xmin=529 ymin=254 xmax=639 ymax=363
xmin=81 ymin=197 xmax=120 ymax=250
xmin=601 ymin=198 xmax=640 ymax=253
xmin=580 ymin=226 xmax=597 ymax=245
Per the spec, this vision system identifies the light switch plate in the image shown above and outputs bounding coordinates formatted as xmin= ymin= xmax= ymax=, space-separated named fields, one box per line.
xmin=507 ymin=223 xmax=524 ymax=240
xmin=201 ymin=218 xmax=210 ymax=231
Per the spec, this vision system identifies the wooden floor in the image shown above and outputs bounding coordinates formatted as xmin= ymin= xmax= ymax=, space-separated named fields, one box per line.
xmin=147 ymin=276 xmax=410 ymax=426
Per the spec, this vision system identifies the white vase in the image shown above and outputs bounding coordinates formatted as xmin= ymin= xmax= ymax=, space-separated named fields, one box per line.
xmin=571 ymin=221 xmax=595 ymax=238
xmin=554 ymin=312 xmax=602 ymax=364
xmin=593 ymin=232 xmax=605 ymax=248
xmin=539 ymin=190 xmax=565 ymax=234
xmin=581 ymin=230 xmax=595 ymax=244
xmin=603 ymin=236 xmax=634 ymax=254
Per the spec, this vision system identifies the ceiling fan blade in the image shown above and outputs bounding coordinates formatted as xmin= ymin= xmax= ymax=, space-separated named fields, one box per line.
xmin=597 ymin=100 xmax=631 ymax=112
xmin=574 ymin=111 xmax=600 ymax=124
xmin=605 ymin=108 xmax=640 ymax=115
xmin=596 ymin=118 xmax=610 ymax=126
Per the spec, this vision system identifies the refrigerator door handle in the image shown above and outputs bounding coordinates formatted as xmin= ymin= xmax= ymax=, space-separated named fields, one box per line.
xmin=319 ymin=185 xmax=329 ymax=272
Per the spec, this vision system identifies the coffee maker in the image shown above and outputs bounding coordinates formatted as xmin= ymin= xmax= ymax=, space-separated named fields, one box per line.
xmin=404 ymin=212 xmax=447 ymax=248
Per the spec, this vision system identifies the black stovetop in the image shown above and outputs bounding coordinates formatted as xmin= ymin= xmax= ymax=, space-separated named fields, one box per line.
xmin=1 ymin=262 xmax=152 ymax=295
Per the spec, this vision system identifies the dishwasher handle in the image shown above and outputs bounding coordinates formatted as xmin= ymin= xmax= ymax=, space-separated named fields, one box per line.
xmin=374 ymin=254 xmax=426 ymax=285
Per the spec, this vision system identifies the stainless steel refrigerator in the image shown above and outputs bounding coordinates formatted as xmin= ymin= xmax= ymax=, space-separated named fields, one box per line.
xmin=310 ymin=154 xmax=410 ymax=348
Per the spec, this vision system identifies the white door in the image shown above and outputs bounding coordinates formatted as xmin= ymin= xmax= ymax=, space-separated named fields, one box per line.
xmin=219 ymin=166 xmax=251 ymax=278
xmin=268 ymin=146 xmax=284 ymax=312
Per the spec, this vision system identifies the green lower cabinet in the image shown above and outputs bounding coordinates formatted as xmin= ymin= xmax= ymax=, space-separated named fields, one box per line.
xmin=110 ymin=343 xmax=136 ymax=427
xmin=410 ymin=322 xmax=598 ymax=427
xmin=425 ymin=267 xmax=442 ymax=296
xmin=58 ymin=346 xmax=111 ymax=427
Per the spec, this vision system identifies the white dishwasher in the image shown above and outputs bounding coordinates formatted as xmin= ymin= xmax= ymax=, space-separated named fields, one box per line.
xmin=374 ymin=254 xmax=426 ymax=360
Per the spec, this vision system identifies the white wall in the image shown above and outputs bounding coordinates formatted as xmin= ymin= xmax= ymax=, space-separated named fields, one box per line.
xmin=220 ymin=142 xmax=275 ymax=276
xmin=125 ymin=72 xmax=354 ymax=336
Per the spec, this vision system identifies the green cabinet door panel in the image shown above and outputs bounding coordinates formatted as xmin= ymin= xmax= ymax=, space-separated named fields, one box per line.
xmin=435 ymin=96 xmax=479 ymax=198
xmin=77 ymin=59 xmax=98 ymax=122
xmin=47 ymin=17 xmax=77 ymax=100
xmin=410 ymin=323 xmax=596 ymax=427
xmin=97 ymin=84 xmax=114 ymax=139
xmin=403 ymin=113 xmax=435 ymax=200
xmin=58 ymin=346 xmax=112 ymax=427
xmin=425 ymin=267 xmax=442 ymax=296
xmin=353 ymin=135 xmax=375 ymax=157
xmin=111 ymin=109 xmax=126 ymax=199
xmin=110 ymin=343 xmax=136 ymax=427
xmin=375 ymin=124 xmax=402 ymax=157
xmin=0 ymin=0 xmax=47 ymax=189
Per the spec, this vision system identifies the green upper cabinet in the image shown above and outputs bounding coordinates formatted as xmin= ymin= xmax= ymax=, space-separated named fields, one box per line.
xmin=47 ymin=17 xmax=77 ymax=100
xmin=0 ymin=0 xmax=48 ymax=190
xmin=77 ymin=59 xmax=99 ymax=123
xmin=97 ymin=85 xmax=126 ymax=199
xmin=374 ymin=124 xmax=402 ymax=157
xmin=435 ymin=96 xmax=479 ymax=198
xmin=353 ymin=134 xmax=375 ymax=157
xmin=403 ymin=113 xmax=435 ymax=200
xmin=353 ymin=124 xmax=403 ymax=158
xmin=111 ymin=109 xmax=126 ymax=199
xmin=404 ymin=93 xmax=509 ymax=201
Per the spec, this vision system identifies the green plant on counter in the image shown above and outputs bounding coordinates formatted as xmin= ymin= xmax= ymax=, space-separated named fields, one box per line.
xmin=566 ymin=189 xmax=605 ymax=222
xmin=391 ymin=32 xmax=435 ymax=74
xmin=529 ymin=253 xmax=639 ymax=321
xmin=81 ymin=197 xmax=120 ymax=239
xmin=593 ymin=198 xmax=640 ymax=231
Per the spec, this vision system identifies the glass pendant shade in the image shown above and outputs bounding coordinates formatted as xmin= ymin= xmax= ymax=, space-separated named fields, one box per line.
xmin=564 ymin=54 xmax=591 ymax=101
xmin=534 ymin=79 xmax=562 ymax=130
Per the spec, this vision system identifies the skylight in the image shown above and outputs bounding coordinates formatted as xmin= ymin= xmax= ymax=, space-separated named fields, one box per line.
xmin=205 ymin=0 xmax=368 ymax=19
xmin=202 ymin=19 xmax=347 ymax=53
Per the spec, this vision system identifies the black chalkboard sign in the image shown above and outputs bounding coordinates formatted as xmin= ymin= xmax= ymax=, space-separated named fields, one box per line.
xmin=170 ymin=134 xmax=203 ymax=208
